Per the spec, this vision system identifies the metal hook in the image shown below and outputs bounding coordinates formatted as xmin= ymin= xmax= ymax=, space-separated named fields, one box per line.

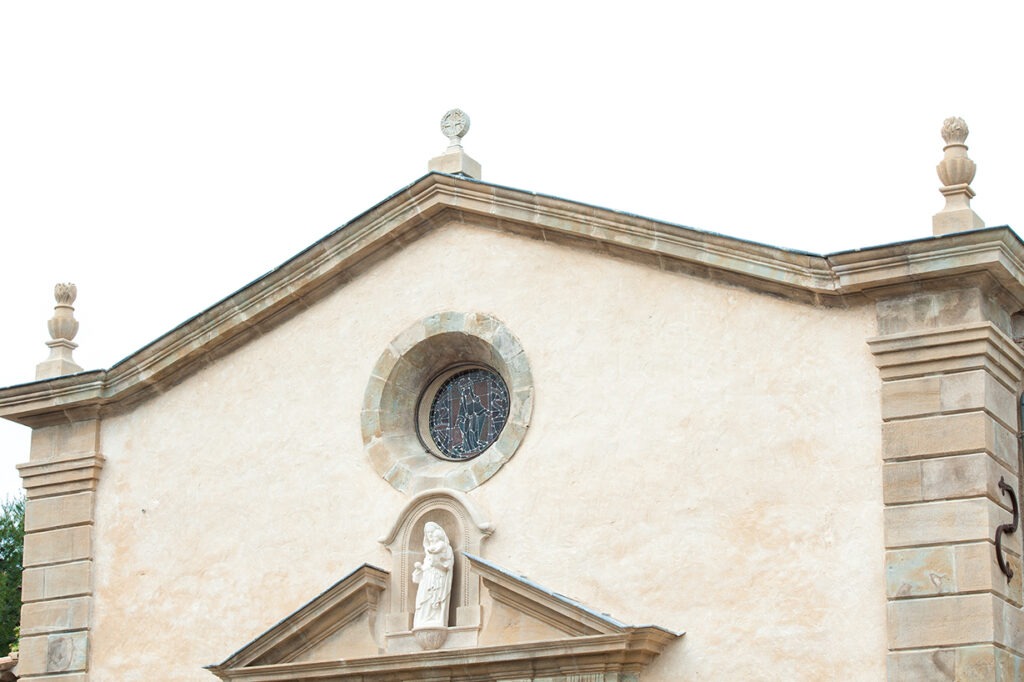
xmin=995 ymin=476 xmax=1019 ymax=582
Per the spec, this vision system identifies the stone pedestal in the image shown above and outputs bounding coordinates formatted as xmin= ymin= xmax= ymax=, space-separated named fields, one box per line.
xmin=428 ymin=148 xmax=481 ymax=179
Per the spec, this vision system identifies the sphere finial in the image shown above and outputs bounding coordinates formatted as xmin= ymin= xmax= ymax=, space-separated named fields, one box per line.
xmin=428 ymin=109 xmax=481 ymax=179
xmin=440 ymin=109 xmax=470 ymax=149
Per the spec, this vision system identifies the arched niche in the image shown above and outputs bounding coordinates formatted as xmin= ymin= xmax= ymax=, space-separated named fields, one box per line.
xmin=379 ymin=489 xmax=493 ymax=638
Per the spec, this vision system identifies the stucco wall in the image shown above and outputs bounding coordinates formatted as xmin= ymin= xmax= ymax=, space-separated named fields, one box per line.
xmin=90 ymin=219 xmax=886 ymax=680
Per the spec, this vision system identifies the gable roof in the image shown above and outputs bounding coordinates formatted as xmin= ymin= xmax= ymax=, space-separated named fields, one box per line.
xmin=3 ymin=171 xmax=1024 ymax=426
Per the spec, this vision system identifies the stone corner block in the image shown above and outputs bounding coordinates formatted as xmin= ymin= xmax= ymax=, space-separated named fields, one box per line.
xmin=22 ymin=526 xmax=92 ymax=568
xmin=886 ymin=593 xmax=993 ymax=649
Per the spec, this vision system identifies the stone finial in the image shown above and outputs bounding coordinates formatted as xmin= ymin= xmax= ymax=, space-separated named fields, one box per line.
xmin=428 ymin=108 xmax=481 ymax=180
xmin=440 ymin=108 xmax=470 ymax=149
xmin=940 ymin=116 xmax=970 ymax=146
xmin=36 ymin=282 xmax=83 ymax=380
xmin=933 ymin=116 xmax=984 ymax=236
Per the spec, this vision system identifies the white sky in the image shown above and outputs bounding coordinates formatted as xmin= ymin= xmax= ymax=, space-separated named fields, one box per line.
xmin=1 ymin=1 xmax=1022 ymax=499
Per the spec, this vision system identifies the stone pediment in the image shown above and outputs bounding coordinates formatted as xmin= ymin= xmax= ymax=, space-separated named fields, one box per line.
xmin=207 ymin=555 xmax=681 ymax=682
xmin=5 ymin=171 xmax=1024 ymax=427
xmin=208 ymin=564 xmax=389 ymax=672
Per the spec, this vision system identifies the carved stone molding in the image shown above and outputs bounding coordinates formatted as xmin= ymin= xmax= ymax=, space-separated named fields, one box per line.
xmin=17 ymin=453 xmax=106 ymax=499
xmin=210 ymin=636 xmax=673 ymax=682
xmin=868 ymin=322 xmax=1024 ymax=391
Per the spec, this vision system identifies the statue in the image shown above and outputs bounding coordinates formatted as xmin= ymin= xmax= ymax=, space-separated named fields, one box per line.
xmin=412 ymin=522 xmax=454 ymax=637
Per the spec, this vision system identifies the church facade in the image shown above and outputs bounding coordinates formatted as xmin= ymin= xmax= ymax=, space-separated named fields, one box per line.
xmin=0 ymin=115 xmax=1021 ymax=680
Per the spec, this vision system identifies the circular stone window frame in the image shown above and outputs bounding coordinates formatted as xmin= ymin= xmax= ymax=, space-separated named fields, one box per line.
xmin=362 ymin=312 xmax=533 ymax=494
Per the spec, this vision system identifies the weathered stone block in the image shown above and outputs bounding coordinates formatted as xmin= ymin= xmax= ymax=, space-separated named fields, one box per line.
xmin=24 ymin=492 xmax=94 ymax=533
xmin=879 ymin=370 xmax=1016 ymax=432
xmin=875 ymin=289 xmax=988 ymax=336
xmin=920 ymin=453 xmax=1016 ymax=503
xmin=20 ymin=596 xmax=91 ymax=635
xmin=885 ymin=541 xmax=1022 ymax=605
xmin=43 ymin=631 xmax=88 ymax=672
xmin=886 ymin=546 xmax=955 ymax=598
xmin=21 ymin=561 xmax=92 ymax=602
xmin=29 ymin=419 xmax=99 ymax=462
xmin=884 ymin=498 xmax=991 ymax=548
xmin=22 ymin=525 xmax=92 ymax=567
xmin=8 ymin=631 xmax=89 ymax=677
xmin=993 ymin=646 xmax=1023 ymax=682
xmin=922 ymin=453 xmax=989 ymax=500
xmin=883 ymin=461 xmax=923 ymax=504
xmin=955 ymin=644 xmax=997 ymax=681
xmin=993 ymin=595 xmax=1024 ymax=655
xmin=954 ymin=542 xmax=1022 ymax=607
xmin=879 ymin=370 xmax=1014 ymax=423
xmin=887 ymin=593 xmax=993 ymax=649
xmin=16 ymin=633 xmax=48 ymax=677
xmin=882 ymin=412 xmax=1016 ymax=469
xmin=888 ymin=648 xmax=954 ymax=681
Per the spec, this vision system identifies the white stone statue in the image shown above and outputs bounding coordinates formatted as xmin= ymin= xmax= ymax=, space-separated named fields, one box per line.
xmin=411 ymin=521 xmax=454 ymax=631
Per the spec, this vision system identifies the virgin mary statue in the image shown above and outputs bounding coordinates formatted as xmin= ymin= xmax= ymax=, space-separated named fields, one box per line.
xmin=412 ymin=521 xmax=454 ymax=631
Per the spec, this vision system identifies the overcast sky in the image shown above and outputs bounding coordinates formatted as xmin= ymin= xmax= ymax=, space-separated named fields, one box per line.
xmin=1 ymin=1 xmax=1022 ymax=499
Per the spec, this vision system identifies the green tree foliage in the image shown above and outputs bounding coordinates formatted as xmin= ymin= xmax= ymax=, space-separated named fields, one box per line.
xmin=0 ymin=496 xmax=23 ymax=655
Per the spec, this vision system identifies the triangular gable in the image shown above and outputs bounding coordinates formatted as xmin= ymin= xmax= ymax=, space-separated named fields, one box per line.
xmin=4 ymin=171 xmax=1023 ymax=428
xmin=208 ymin=556 xmax=681 ymax=681
xmin=210 ymin=564 xmax=388 ymax=671
xmin=466 ymin=552 xmax=646 ymax=637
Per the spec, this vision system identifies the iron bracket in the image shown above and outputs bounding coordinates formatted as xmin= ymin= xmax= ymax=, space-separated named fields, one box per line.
xmin=995 ymin=476 xmax=1019 ymax=582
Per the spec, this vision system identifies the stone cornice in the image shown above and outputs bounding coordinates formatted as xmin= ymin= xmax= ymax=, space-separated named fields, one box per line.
xmin=827 ymin=227 xmax=1024 ymax=299
xmin=2 ymin=173 xmax=1024 ymax=425
xmin=207 ymin=632 xmax=679 ymax=682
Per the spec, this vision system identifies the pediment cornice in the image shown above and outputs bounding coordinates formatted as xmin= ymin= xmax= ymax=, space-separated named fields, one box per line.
xmin=208 ymin=556 xmax=681 ymax=682
xmin=3 ymin=172 xmax=1024 ymax=425
xmin=209 ymin=634 xmax=677 ymax=682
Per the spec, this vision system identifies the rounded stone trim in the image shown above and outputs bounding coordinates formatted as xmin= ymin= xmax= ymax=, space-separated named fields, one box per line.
xmin=362 ymin=312 xmax=533 ymax=494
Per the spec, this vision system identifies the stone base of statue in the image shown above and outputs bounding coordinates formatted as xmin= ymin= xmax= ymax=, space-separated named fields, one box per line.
xmin=385 ymin=624 xmax=480 ymax=654
xmin=412 ymin=626 xmax=448 ymax=650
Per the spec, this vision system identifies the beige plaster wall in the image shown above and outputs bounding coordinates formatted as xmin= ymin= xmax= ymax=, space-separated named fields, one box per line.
xmin=90 ymin=220 xmax=885 ymax=680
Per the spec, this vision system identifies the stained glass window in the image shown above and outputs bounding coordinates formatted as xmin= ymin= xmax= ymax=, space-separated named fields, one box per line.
xmin=427 ymin=368 xmax=510 ymax=460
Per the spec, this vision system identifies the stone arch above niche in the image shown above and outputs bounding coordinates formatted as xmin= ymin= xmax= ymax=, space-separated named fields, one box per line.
xmin=362 ymin=312 xmax=534 ymax=494
xmin=379 ymin=489 xmax=493 ymax=644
